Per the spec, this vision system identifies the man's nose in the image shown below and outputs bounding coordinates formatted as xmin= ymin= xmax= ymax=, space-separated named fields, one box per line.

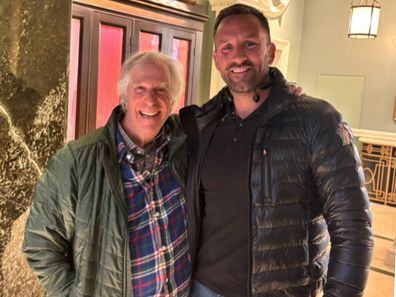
xmin=144 ymin=90 xmax=157 ymax=104
xmin=232 ymin=45 xmax=247 ymax=63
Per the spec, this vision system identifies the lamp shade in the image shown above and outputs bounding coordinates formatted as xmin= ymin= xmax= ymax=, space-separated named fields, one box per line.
xmin=348 ymin=1 xmax=380 ymax=39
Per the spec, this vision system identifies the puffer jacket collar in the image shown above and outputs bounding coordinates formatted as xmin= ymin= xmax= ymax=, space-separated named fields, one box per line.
xmin=181 ymin=67 xmax=297 ymax=142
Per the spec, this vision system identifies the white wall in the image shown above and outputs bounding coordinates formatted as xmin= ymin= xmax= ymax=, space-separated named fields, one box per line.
xmin=269 ymin=0 xmax=305 ymax=83
xmin=297 ymin=0 xmax=396 ymax=132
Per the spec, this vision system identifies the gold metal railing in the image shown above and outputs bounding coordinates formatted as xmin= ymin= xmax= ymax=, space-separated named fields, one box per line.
xmin=361 ymin=142 xmax=396 ymax=206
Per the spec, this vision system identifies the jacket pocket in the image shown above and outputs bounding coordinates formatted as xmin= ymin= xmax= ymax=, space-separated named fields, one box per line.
xmin=261 ymin=146 xmax=272 ymax=205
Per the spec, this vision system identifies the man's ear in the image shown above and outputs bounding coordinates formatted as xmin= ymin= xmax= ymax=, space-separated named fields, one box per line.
xmin=212 ymin=50 xmax=220 ymax=70
xmin=268 ymin=42 xmax=276 ymax=65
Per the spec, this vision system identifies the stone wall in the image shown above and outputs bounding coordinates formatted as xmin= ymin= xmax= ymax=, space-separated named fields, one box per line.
xmin=0 ymin=0 xmax=71 ymax=295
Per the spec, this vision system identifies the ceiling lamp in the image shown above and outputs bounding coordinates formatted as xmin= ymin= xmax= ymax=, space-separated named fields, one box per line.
xmin=348 ymin=0 xmax=381 ymax=39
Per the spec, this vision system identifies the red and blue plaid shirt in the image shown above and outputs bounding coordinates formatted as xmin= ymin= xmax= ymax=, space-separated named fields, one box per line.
xmin=116 ymin=124 xmax=190 ymax=296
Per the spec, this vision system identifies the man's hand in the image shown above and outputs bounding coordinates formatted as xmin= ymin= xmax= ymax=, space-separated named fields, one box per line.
xmin=288 ymin=83 xmax=304 ymax=97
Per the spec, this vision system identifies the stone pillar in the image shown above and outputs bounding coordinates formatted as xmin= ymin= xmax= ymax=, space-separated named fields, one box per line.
xmin=0 ymin=0 xmax=71 ymax=295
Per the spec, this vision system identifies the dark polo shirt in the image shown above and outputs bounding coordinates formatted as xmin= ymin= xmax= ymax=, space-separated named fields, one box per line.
xmin=195 ymin=100 xmax=265 ymax=297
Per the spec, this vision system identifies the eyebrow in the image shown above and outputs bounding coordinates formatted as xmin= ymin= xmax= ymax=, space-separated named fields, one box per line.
xmin=132 ymin=81 xmax=169 ymax=88
xmin=217 ymin=32 xmax=259 ymax=44
xmin=155 ymin=83 xmax=169 ymax=89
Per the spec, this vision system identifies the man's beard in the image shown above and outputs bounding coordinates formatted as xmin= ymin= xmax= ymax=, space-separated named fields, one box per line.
xmin=222 ymin=61 xmax=262 ymax=94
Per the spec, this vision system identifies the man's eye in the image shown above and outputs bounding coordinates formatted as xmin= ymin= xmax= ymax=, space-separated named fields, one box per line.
xmin=156 ymin=88 xmax=167 ymax=94
xmin=221 ymin=45 xmax=232 ymax=53
xmin=246 ymin=42 xmax=258 ymax=49
xmin=135 ymin=86 xmax=145 ymax=94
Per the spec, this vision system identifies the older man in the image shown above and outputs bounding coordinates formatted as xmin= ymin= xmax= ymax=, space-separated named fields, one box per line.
xmin=23 ymin=51 xmax=190 ymax=297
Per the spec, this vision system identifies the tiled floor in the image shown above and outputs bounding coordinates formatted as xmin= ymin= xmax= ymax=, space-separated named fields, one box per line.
xmin=364 ymin=202 xmax=395 ymax=297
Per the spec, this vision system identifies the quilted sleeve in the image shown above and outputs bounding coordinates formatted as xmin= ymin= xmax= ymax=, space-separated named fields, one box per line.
xmin=309 ymin=101 xmax=374 ymax=297
xmin=23 ymin=144 xmax=77 ymax=297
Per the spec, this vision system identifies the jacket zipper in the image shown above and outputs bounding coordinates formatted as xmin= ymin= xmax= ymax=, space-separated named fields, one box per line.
xmin=247 ymin=123 xmax=265 ymax=297
xmin=188 ymin=149 xmax=204 ymax=271
xmin=190 ymin=160 xmax=201 ymax=270
xmin=102 ymin=152 xmax=129 ymax=297
xmin=247 ymin=119 xmax=271 ymax=297
xmin=247 ymin=101 xmax=295 ymax=296
xmin=168 ymin=137 xmax=187 ymax=195
xmin=123 ymin=236 xmax=128 ymax=297
xmin=247 ymin=144 xmax=253 ymax=297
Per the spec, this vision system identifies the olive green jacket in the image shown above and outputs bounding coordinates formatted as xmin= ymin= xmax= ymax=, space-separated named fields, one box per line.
xmin=23 ymin=105 xmax=187 ymax=297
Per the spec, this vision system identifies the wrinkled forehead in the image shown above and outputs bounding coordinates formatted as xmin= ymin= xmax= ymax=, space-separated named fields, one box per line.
xmin=129 ymin=61 xmax=170 ymax=84
xmin=132 ymin=60 xmax=167 ymax=74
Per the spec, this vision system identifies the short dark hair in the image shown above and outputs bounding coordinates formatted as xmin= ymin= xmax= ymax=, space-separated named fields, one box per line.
xmin=213 ymin=4 xmax=271 ymax=41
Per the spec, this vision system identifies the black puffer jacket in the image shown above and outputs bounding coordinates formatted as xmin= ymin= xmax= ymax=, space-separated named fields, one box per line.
xmin=180 ymin=68 xmax=373 ymax=297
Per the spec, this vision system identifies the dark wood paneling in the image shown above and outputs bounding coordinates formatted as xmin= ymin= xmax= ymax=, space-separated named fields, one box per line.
xmin=70 ymin=0 xmax=208 ymax=138
xmin=72 ymin=5 xmax=91 ymax=138
xmin=74 ymin=0 xmax=207 ymax=30
xmin=88 ymin=11 xmax=132 ymax=132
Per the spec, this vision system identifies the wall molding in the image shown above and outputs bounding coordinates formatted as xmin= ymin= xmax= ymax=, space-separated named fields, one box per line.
xmin=209 ymin=0 xmax=291 ymax=19
xmin=272 ymin=37 xmax=290 ymax=77
xmin=353 ymin=128 xmax=396 ymax=146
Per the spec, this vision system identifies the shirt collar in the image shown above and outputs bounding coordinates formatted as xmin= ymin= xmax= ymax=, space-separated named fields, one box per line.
xmin=223 ymin=89 xmax=269 ymax=122
xmin=116 ymin=122 xmax=170 ymax=164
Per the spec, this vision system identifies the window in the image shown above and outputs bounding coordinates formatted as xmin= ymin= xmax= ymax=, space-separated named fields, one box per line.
xmin=67 ymin=1 xmax=206 ymax=139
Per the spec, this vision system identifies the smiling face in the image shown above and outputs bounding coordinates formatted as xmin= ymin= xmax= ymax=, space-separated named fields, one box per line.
xmin=121 ymin=61 xmax=172 ymax=148
xmin=213 ymin=13 xmax=275 ymax=96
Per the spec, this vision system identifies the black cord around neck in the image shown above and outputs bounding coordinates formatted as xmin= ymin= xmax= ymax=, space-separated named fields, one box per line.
xmin=253 ymin=81 xmax=272 ymax=102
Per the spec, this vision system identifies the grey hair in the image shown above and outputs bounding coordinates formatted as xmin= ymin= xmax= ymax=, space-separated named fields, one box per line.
xmin=118 ymin=51 xmax=183 ymax=110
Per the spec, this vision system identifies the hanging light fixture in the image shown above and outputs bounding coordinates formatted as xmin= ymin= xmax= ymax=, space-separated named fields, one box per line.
xmin=348 ymin=0 xmax=381 ymax=39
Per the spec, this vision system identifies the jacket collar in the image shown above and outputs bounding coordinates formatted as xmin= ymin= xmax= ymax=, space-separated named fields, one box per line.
xmin=99 ymin=105 xmax=186 ymax=162
xmin=182 ymin=67 xmax=296 ymax=133
xmin=253 ymin=67 xmax=296 ymax=119
xmin=100 ymin=105 xmax=124 ymax=164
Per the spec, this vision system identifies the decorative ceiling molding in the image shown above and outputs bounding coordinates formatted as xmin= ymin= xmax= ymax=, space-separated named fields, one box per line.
xmin=209 ymin=0 xmax=291 ymax=19
xmin=261 ymin=0 xmax=290 ymax=19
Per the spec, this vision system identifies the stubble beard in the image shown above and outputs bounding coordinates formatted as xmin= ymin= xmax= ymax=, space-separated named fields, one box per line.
xmin=222 ymin=69 xmax=258 ymax=94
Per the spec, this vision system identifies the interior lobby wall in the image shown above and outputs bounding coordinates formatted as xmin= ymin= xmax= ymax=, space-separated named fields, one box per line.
xmin=196 ymin=0 xmax=215 ymax=104
xmin=297 ymin=0 xmax=396 ymax=132
xmin=0 ymin=0 xmax=70 ymax=296
xmin=268 ymin=0 xmax=305 ymax=84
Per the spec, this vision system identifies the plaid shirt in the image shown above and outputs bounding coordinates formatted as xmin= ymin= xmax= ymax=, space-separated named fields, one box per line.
xmin=116 ymin=124 xmax=190 ymax=296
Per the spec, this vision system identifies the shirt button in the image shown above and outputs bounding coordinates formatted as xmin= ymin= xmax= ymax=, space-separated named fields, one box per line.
xmin=239 ymin=123 xmax=243 ymax=127
xmin=155 ymin=212 xmax=161 ymax=218
xmin=126 ymin=153 xmax=132 ymax=161
xmin=263 ymin=149 xmax=267 ymax=156
xmin=161 ymin=246 xmax=167 ymax=252
xmin=233 ymin=138 xmax=237 ymax=142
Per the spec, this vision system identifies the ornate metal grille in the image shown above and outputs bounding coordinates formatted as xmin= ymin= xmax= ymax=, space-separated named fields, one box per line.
xmin=362 ymin=142 xmax=396 ymax=206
